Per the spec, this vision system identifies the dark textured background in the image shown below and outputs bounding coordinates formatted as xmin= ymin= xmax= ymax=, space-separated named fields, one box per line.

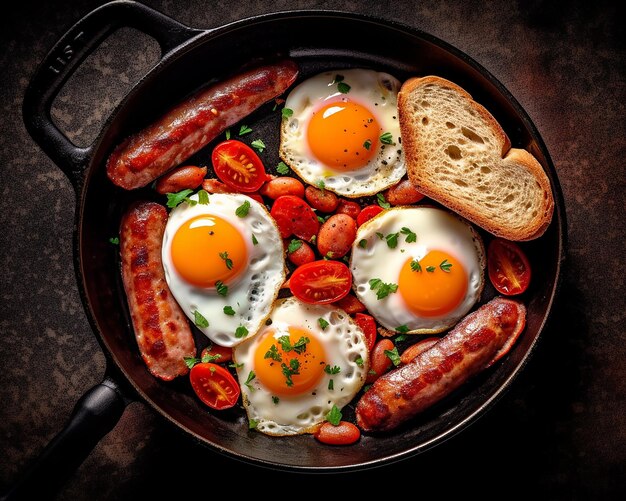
xmin=1 ymin=0 xmax=624 ymax=498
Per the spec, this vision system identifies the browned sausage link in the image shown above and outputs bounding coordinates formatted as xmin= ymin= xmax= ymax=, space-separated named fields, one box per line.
xmin=356 ymin=297 xmax=526 ymax=432
xmin=120 ymin=201 xmax=196 ymax=380
xmin=107 ymin=60 xmax=299 ymax=190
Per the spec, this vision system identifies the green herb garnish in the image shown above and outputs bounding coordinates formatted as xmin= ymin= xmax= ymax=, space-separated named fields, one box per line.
xmin=235 ymin=200 xmax=250 ymax=217
xmin=193 ymin=310 xmax=209 ymax=328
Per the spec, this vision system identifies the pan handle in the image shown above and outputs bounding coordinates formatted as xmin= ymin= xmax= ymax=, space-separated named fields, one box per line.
xmin=1 ymin=373 xmax=131 ymax=501
xmin=22 ymin=0 xmax=201 ymax=191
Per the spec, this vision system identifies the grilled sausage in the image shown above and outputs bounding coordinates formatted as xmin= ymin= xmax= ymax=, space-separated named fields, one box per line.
xmin=120 ymin=201 xmax=196 ymax=380
xmin=355 ymin=297 xmax=526 ymax=432
xmin=107 ymin=60 xmax=299 ymax=190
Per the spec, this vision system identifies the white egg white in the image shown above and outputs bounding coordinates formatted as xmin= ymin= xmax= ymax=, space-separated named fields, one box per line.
xmin=350 ymin=206 xmax=485 ymax=334
xmin=279 ymin=68 xmax=405 ymax=197
xmin=233 ymin=297 xmax=370 ymax=436
xmin=161 ymin=193 xmax=285 ymax=347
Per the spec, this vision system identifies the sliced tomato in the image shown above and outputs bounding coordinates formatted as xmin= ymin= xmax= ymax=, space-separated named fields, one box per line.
xmin=353 ymin=313 xmax=377 ymax=351
xmin=189 ymin=362 xmax=240 ymax=410
xmin=487 ymin=238 xmax=532 ymax=295
xmin=211 ymin=139 xmax=268 ymax=192
xmin=356 ymin=204 xmax=384 ymax=226
xmin=270 ymin=195 xmax=320 ymax=241
xmin=289 ymin=260 xmax=352 ymax=304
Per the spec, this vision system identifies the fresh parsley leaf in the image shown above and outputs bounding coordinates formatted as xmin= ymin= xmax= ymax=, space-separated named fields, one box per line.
xmin=251 ymin=139 xmax=266 ymax=152
xmin=363 ymin=139 xmax=372 ymax=150
xmin=318 ymin=317 xmax=329 ymax=330
xmin=183 ymin=356 xmax=199 ymax=369
xmin=384 ymin=346 xmax=401 ymax=366
xmin=358 ymin=238 xmax=367 ymax=249
xmin=235 ymin=325 xmax=249 ymax=338
xmin=376 ymin=231 xmax=385 ymax=240
xmin=328 ymin=379 xmax=334 ymax=390
xmin=223 ymin=306 xmax=236 ymax=316
xmin=377 ymin=192 xmax=391 ymax=209
xmin=401 ymin=226 xmax=417 ymax=243
xmin=394 ymin=334 xmax=408 ymax=343
xmin=288 ymin=239 xmax=303 ymax=254
xmin=109 ymin=237 xmax=119 ymax=245
xmin=248 ymin=418 xmax=258 ymax=429
xmin=278 ymin=335 xmax=309 ymax=354
xmin=316 ymin=179 xmax=326 ymax=192
xmin=235 ymin=200 xmax=251 ymax=218
xmin=201 ymin=352 xmax=222 ymax=363
xmin=215 ymin=280 xmax=228 ymax=296
xmin=337 ymin=82 xmax=351 ymax=94
xmin=225 ymin=129 xmax=231 ymax=140
xmin=281 ymin=108 xmax=293 ymax=119
xmin=410 ymin=260 xmax=422 ymax=272
xmin=426 ymin=265 xmax=436 ymax=272
xmin=395 ymin=325 xmax=409 ymax=334
xmin=244 ymin=371 xmax=256 ymax=390
xmin=219 ymin=251 xmax=233 ymax=270
xmin=333 ymin=74 xmax=344 ymax=83
xmin=385 ymin=232 xmax=399 ymax=249
xmin=369 ymin=278 xmax=398 ymax=300
xmin=238 ymin=124 xmax=252 ymax=136
xmin=252 ymin=234 xmax=258 ymax=246
xmin=440 ymin=259 xmax=453 ymax=272
xmin=281 ymin=359 xmax=300 ymax=386
xmin=380 ymin=132 xmax=395 ymax=145
xmin=276 ymin=161 xmax=290 ymax=175
xmin=355 ymin=356 xmax=364 ymax=367
xmin=272 ymin=396 xmax=279 ymax=404
xmin=324 ymin=365 xmax=341 ymax=374
xmin=193 ymin=310 xmax=209 ymax=328
xmin=197 ymin=190 xmax=209 ymax=205
xmin=264 ymin=344 xmax=282 ymax=362
xmin=326 ymin=404 xmax=342 ymax=426
xmin=166 ymin=189 xmax=194 ymax=208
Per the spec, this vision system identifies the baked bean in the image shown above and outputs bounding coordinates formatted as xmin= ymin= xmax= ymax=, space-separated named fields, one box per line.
xmin=317 ymin=213 xmax=357 ymax=259
xmin=259 ymin=176 xmax=305 ymax=199
xmin=366 ymin=338 xmax=395 ymax=383
xmin=384 ymin=179 xmax=424 ymax=206
xmin=155 ymin=165 xmax=207 ymax=194
xmin=305 ymin=185 xmax=339 ymax=212
xmin=335 ymin=199 xmax=361 ymax=219
xmin=315 ymin=421 xmax=361 ymax=445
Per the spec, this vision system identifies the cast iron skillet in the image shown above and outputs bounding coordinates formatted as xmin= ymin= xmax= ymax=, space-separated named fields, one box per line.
xmin=12 ymin=0 xmax=566 ymax=496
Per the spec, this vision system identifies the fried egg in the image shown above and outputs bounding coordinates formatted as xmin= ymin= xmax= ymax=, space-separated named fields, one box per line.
xmin=350 ymin=207 xmax=485 ymax=334
xmin=233 ymin=297 xmax=370 ymax=436
xmin=162 ymin=192 xmax=285 ymax=347
xmin=279 ymin=68 xmax=405 ymax=197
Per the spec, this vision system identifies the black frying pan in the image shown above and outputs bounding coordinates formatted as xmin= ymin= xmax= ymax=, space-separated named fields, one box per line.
xmin=11 ymin=0 xmax=565 ymax=496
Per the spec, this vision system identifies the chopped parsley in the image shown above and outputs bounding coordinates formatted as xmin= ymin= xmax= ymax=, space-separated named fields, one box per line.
xmin=276 ymin=161 xmax=290 ymax=174
xmin=318 ymin=317 xmax=329 ymax=330
xmin=235 ymin=200 xmax=250 ymax=217
xmin=215 ymin=280 xmax=228 ymax=296
xmin=328 ymin=379 xmax=334 ymax=390
xmin=166 ymin=189 xmax=195 ymax=208
xmin=324 ymin=365 xmax=341 ymax=375
xmin=223 ymin=305 xmax=236 ymax=316
xmin=244 ymin=370 xmax=256 ymax=390
xmin=380 ymin=132 xmax=395 ymax=145
xmin=235 ymin=325 xmax=249 ymax=338
xmin=281 ymin=358 xmax=300 ymax=386
xmin=337 ymin=82 xmax=351 ymax=94
xmin=316 ymin=179 xmax=326 ymax=192
xmin=272 ymin=396 xmax=279 ymax=405
xmin=394 ymin=334 xmax=408 ymax=343
xmin=197 ymin=189 xmax=209 ymax=205
xmin=183 ymin=356 xmax=198 ymax=369
xmin=440 ymin=259 xmax=453 ymax=272
xmin=193 ymin=310 xmax=209 ymax=328
xmin=225 ymin=129 xmax=231 ymax=140
xmin=385 ymin=232 xmax=399 ymax=249
xmin=248 ymin=419 xmax=258 ymax=429
xmin=369 ymin=278 xmax=398 ymax=300
xmin=377 ymin=192 xmax=391 ymax=209
xmin=355 ymin=356 xmax=364 ymax=367
xmin=251 ymin=139 xmax=266 ymax=152
xmin=109 ymin=236 xmax=119 ymax=245
xmin=281 ymin=108 xmax=293 ymax=119
xmin=363 ymin=139 xmax=372 ymax=150
xmin=401 ymin=227 xmax=417 ymax=243
xmin=426 ymin=265 xmax=436 ymax=273
xmin=252 ymin=234 xmax=258 ymax=246
xmin=326 ymin=404 xmax=342 ymax=426
xmin=384 ymin=347 xmax=401 ymax=367
xmin=395 ymin=325 xmax=409 ymax=334
xmin=410 ymin=259 xmax=422 ymax=272
xmin=278 ymin=335 xmax=309 ymax=354
xmin=287 ymin=239 xmax=303 ymax=254
xmin=219 ymin=251 xmax=233 ymax=270
xmin=358 ymin=238 xmax=367 ymax=249
xmin=264 ymin=344 xmax=282 ymax=362
xmin=238 ymin=124 xmax=252 ymax=136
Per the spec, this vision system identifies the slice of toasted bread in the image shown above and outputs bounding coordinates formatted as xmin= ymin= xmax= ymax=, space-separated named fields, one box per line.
xmin=398 ymin=76 xmax=554 ymax=241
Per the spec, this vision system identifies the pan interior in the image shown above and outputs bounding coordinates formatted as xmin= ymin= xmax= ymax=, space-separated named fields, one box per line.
xmin=78 ymin=12 xmax=563 ymax=471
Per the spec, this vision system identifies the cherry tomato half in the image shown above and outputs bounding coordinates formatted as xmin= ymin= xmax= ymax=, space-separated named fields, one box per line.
xmin=289 ymin=260 xmax=352 ymax=304
xmin=212 ymin=139 xmax=268 ymax=192
xmin=353 ymin=313 xmax=377 ymax=351
xmin=189 ymin=362 xmax=240 ymax=410
xmin=356 ymin=204 xmax=384 ymax=226
xmin=487 ymin=238 xmax=532 ymax=295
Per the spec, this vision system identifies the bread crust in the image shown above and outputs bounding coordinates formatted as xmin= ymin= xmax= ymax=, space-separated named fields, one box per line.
xmin=398 ymin=76 xmax=554 ymax=241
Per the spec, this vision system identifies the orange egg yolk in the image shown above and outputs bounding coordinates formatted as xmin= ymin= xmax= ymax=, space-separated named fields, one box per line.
xmin=398 ymin=250 xmax=468 ymax=317
xmin=170 ymin=214 xmax=247 ymax=288
xmin=254 ymin=327 xmax=327 ymax=396
xmin=307 ymin=101 xmax=380 ymax=171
